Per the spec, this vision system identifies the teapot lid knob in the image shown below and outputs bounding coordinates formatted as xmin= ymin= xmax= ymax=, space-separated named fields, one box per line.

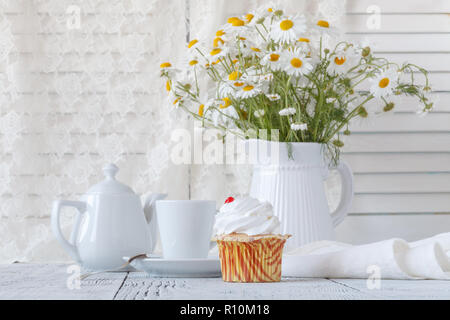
xmin=103 ymin=163 xmax=119 ymax=180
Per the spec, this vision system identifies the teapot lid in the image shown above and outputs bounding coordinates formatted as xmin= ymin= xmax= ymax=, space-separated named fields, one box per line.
xmin=86 ymin=164 xmax=135 ymax=195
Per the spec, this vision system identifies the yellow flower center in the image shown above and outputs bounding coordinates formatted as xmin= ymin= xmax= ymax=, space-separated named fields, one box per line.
xmin=189 ymin=60 xmax=198 ymax=66
xmin=212 ymin=59 xmax=221 ymax=65
xmin=173 ymin=97 xmax=181 ymax=105
xmin=228 ymin=70 xmax=242 ymax=81
xmin=216 ymin=30 xmax=225 ymax=36
xmin=160 ymin=62 xmax=172 ymax=68
xmin=268 ymin=8 xmax=273 ymax=12
xmin=220 ymin=97 xmax=231 ymax=109
xmin=239 ymin=37 xmax=246 ymax=41
xmin=213 ymin=37 xmax=224 ymax=47
xmin=251 ymin=47 xmax=261 ymax=52
xmin=198 ymin=104 xmax=204 ymax=116
xmin=280 ymin=19 xmax=294 ymax=31
xmin=188 ymin=39 xmax=198 ymax=48
xmin=298 ymin=37 xmax=310 ymax=42
xmin=232 ymin=59 xmax=238 ymax=64
xmin=233 ymin=82 xmax=244 ymax=87
xmin=210 ymin=48 xmax=222 ymax=56
xmin=378 ymin=77 xmax=390 ymax=88
xmin=270 ymin=53 xmax=280 ymax=62
xmin=290 ymin=58 xmax=303 ymax=68
xmin=317 ymin=20 xmax=330 ymax=28
xmin=243 ymin=85 xmax=254 ymax=91
xmin=245 ymin=14 xmax=254 ymax=23
xmin=228 ymin=17 xmax=245 ymax=26
xmin=334 ymin=57 xmax=346 ymax=65
xmin=165 ymin=80 xmax=171 ymax=92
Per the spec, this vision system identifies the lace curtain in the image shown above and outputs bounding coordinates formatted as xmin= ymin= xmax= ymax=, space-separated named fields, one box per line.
xmin=0 ymin=0 xmax=345 ymax=263
xmin=0 ymin=0 xmax=190 ymax=263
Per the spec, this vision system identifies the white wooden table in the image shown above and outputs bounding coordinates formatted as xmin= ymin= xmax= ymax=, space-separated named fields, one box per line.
xmin=1 ymin=264 xmax=449 ymax=300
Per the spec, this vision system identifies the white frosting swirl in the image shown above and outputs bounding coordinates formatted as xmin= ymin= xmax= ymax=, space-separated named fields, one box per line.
xmin=214 ymin=197 xmax=280 ymax=236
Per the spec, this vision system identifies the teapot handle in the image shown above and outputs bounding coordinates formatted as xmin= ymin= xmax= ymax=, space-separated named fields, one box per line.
xmin=330 ymin=161 xmax=354 ymax=227
xmin=51 ymin=200 xmax=86 ymax=263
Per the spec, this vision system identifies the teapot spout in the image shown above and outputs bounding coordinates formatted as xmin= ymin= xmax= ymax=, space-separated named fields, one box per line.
xmin=143 ymin=193 xmax=167 ymax=252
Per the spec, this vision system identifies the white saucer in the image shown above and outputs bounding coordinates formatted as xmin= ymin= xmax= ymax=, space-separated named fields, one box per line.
xmin=123 ymin=255 xmax=222 ymax=278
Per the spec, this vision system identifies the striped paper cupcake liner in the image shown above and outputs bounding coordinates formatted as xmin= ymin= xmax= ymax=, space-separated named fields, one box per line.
xmin=216 ymin=234 xmax=290 ymax=282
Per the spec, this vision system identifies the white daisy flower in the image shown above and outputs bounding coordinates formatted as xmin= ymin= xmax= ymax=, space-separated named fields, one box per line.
xmin=266 ymin=93 xmax=281 ymax=101
xmin=254 ymin=109 xmax=265 ymax=118
xmin=246 ymin=73 xmax=272 ymax=94
xmin=241 ymin=12 xmax=261 ymax=27
xmin=218 ymin=75 xmax=247 ymax=98
xmin=296 ymin=36 xmax=312 ymax=47
xmin=218 ymin=82 xmax=235 ymax=98
xmin=239 ymin=38 xmax=265 ymax=57
xmin=291 ymin=123 xmax=308 ymax=131
xmin=186 ymin=38 xmax=206 ymax=58
xmin=328 ymin=48 xmax=358 ymax=75
xmin=296 ymin=36 xmax=315 ymax=55
xmin=282 ymin=48 xmax=313 ymax=77
xmin=167 ymin=91 xmax=183 ymax=108
xmin=208 ymin=46 xmax=228 ymax=60
xmin=227 ymin=69 xmax=243 ymax=81
xmin=269 ymin=15 xmax=307 ymax=44
xmin=313 ymin=19 xmax=339 ymax=36
xmin=210 ymin=98 xmax=239 ymax=127
xmin=178 ymin=51 xmax=202 ymax=70
xmin=240 ymin=3 xmax=276 ymax=31
xmin=261 ymin=73 xmax=274 ymax=82
xmin=258 ymin=2 xmax=279 ymax=17
xmin=417 ymin=93 xmax=438 ymax=116
xmin=353 ymin=38 xmax=372 ymax=56
xmin=197 ymin=98 xmax=216 ymax=117
xmin=279 ymin=107 xmax=296 ymax=116
xmin=369 ymin=69 xmax=398 ymax=98
xmin=159 ymin=62 xmax=181 ymax=78
xmin=167 ymin=71 xmax=194 ymax=96
xmin=219 ymin=97 xmax=232 ymax=109
xmin=186 ymin=57 xmax=200 ymax=68
xmin=261 ymin=51 xmax=283 ymax=71
xmin=222 ymin=17 xmax=248 ymax=37
xmin=187 ymin=39 xmax=200 ymax=51
xmin=240 ymin=67 xmax=260 ymax=83
xmin=237 ymin=83 xmax=261 ymax=99
xmin=160 ymin=62 xmax=173 ymax=69
xmin=213 ymin=34 xmax=227 ymax=47
xmin=248 ymin=46 xmax=265 ymax=58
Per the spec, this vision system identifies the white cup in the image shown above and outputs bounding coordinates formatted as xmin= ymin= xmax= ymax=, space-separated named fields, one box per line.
xmin=155 ymin=200 xmax=216 ymax=259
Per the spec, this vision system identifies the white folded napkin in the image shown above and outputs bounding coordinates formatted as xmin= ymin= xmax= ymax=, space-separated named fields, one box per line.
xmin=282 ymin=233 xmax=450 ymax=279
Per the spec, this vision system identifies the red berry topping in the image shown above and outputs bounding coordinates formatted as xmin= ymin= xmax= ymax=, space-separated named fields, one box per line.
xmin=224 ymin=196 xmax=235 ymax=204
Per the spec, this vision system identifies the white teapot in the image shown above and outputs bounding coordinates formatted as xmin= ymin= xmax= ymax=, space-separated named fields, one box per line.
xmin=51 ymin=163 xmax=166 ymax=271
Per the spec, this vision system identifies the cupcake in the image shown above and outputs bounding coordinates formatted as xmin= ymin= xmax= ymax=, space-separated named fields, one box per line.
xmin=213 ymin=196 xmax=290 ymax=282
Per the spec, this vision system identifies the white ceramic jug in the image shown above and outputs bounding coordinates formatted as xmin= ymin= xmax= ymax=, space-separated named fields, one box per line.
xmin=248 ymin=140 xmax=354 ymax=250
xmin=51 ymin=164 xmax=166 ymax=271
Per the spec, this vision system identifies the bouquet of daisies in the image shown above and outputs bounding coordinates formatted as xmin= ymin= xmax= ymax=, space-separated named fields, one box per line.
xmin=160 ymin=4 xmax=432 ymax=161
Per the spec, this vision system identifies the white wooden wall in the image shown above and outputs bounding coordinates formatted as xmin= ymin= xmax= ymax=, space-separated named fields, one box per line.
xmin=336 ymin=0 xmax=450 ymax=243
xmin=220 ymin=0 xmax=450 ymax=243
